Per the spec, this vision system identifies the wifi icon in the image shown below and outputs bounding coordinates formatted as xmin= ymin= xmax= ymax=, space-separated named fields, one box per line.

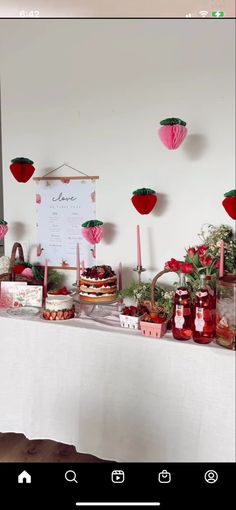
xmin=199 ymin=10 xmax=209 ymax=17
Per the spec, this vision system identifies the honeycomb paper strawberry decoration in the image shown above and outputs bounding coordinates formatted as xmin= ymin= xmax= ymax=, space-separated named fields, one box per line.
xmin=131 ymin=188 xmax=157 ymax=215
xmin=158 ymin=118 xmax=188 ymax=150
xmin=81 ymin=219 xmax=104 ymax=258
xmin=222 ymin=190 xmax=236 ymax=220
xmin=10 ymin=157 xmax=35 ymax=183
xmin=0 ymin=220 xmax=8 ymax=240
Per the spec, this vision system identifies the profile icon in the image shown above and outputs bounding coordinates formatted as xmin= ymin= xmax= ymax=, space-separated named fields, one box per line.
xmin=204 ymin=470 xmax=218 ymax=484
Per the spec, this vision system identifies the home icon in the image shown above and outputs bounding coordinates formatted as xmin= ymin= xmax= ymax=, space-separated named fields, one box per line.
xmin=18 ymin=471 xmax=31 ymax=484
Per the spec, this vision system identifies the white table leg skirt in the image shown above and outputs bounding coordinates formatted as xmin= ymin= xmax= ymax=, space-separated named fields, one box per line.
xmin=0 ymin=315 xmax=235 ymax=462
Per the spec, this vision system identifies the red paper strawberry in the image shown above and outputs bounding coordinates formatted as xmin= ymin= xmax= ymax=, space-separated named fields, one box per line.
xmin=222 ymin=190 xmax=236 ymax=220
xmin=10 ymin=157 xmax=35 ymax=183
xmin=131 ymin=188 xmax=157 ymax=215
xmin=13 ymin=264 xmax=26 ymax=274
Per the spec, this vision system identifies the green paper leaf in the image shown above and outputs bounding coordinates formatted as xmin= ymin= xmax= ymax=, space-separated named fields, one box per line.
xmin=15 ymin=260 xmax=30 ymax=267
xmin=11 ymin=157 xmax=34 ymax=165
xmin=32 ymin=265 xmax=44 ymax=280
xmin=224 ymin=189 xmax=236 ymax=197
xmin=81 ymin=219 xmax=103 ymax=227
xmin=0 ymin=219 xmax=7 ymax=225
xmin=132 ymin=188 xmax=156 ymax=195
xmin=160 ymin=118 xmax=186 ymax=126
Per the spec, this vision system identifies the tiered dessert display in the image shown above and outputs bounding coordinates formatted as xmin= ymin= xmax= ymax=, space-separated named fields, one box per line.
xmin=79 ymin=265 xmax=117 ymax=303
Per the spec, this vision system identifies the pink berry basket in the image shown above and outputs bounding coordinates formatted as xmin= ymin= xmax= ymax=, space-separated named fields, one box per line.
xmin=140 ymin=320 xmax=168 ymax=338
xmin=140 ymin=267 xmax=177 ymax=339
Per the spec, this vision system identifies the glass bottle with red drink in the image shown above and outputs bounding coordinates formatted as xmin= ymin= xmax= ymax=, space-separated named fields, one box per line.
xmin=193 ymin=274 xmax=215 ymax=344
xmin=172 ymin=273 xmax=192 ymax=340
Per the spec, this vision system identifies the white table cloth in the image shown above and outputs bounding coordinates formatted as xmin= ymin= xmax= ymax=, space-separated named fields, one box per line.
xmin=0 ymin=310 xmax=235 ymax=462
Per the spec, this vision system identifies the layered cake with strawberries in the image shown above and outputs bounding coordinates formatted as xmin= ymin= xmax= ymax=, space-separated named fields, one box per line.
xmin=79 ymin=265 xmax=117 ymax=303
xmin=43 ymin=295 xmax=75 ymax=320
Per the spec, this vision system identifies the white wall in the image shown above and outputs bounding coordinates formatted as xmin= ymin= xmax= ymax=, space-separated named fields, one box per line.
xmin=0 ymin=19 xmax=235 ymax=286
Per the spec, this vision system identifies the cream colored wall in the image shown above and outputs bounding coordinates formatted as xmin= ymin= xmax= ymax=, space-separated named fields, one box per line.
xmin=0 ymin=19 xmax=235 ymax=285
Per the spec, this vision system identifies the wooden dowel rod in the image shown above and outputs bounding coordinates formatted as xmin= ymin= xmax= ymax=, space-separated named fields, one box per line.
xmin=33 ymin=176 xmax=99 ymax=181
xmin=48 ymin=266 xmax=77 ymax=270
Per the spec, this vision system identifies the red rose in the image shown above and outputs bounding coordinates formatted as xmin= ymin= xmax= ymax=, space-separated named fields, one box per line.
xmin=180 ymin=262 xmax=194 ymax=273
xmin=187 ymin=247 xmax=196 ymax=257
xmin=200 ymin=255 xmax=213 ymax=266
xmin=198 ymin=244 xmax=208 ymax=255
xmin=214 ymin=261 xmax=220 ymax=268
xmin=164 ymin=258 xmax=181 ymax=271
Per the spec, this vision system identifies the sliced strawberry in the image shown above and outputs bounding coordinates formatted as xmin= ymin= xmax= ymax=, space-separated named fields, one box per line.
xmin=56 ymin=311 xmax=63 ymax=320
xmin=50 ymin=311 xmax=57 ymax=320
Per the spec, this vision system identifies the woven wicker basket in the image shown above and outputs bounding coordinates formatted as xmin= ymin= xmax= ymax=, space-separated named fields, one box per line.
xmin=0 ymin=242 xmax=43 ymax=286
xmin=141 ymin=268 xmax=177 ymax=311
xmin=139 ymin=268 xmax=177 ymax=338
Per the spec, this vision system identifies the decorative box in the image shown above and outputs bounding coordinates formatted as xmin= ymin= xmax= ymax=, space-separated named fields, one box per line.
xmin=140 ymin=320 xmax=168 ymax=338
xmin=119 ymin=314 xmax=145 ymax=330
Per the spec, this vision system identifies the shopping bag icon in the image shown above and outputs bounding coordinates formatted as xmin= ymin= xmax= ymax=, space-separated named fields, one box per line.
xmin=158 ymin=469 xmax=171 ymax=483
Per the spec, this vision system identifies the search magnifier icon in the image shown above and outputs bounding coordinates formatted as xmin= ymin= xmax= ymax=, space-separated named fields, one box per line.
xmin=65 ymin=470 xmax=78 ymax=483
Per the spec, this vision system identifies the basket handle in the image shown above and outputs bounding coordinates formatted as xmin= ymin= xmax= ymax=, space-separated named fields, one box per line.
xmin=151 ymin=268 xmax=177 ymax=308
xmin=9 ymin=242 xmax=25 ymax=279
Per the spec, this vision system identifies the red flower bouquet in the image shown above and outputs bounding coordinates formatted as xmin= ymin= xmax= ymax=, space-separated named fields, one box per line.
xmin=164 ymin=224 xmax=236 ymax=293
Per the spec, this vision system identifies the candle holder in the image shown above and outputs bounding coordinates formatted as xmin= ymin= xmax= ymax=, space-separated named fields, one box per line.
xmin=133 ymin=265 xmax=146 ymax=284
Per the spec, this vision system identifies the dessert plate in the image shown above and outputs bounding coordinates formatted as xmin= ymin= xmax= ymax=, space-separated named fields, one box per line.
xmin=6 ymin=307 xmax=41 ymax=317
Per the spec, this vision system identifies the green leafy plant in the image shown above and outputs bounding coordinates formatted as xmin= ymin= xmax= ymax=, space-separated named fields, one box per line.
xmin=199 ymin=224 xmax=236 ymax=274
xmin=119 ymin=281 xmax=174 ymax=320
xmin=47 ymin=270 xmax=64 ymax=289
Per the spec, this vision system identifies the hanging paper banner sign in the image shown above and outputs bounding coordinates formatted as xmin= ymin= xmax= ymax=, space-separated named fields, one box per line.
xmin=35 ymin=177 xmax=97 ymax=268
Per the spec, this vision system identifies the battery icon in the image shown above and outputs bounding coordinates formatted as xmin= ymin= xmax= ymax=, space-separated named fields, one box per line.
xmin=212 ymin=11 xmax=224 ymax=17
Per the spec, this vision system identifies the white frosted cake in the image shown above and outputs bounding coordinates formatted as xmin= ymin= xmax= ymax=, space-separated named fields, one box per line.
xmin=43 ymin=295 xmax=75 ymax=320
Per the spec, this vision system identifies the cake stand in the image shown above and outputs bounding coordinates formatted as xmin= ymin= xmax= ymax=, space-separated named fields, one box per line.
xmin=80 ymin=298 xmax=121 ymax=318
xmin=72 ymin=283 xmax=123 ymax=318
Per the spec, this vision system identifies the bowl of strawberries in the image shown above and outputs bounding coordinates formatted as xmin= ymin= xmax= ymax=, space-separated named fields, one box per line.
xmin=120 ymin=305 xmax=149 ymax=330
xmin=47 ymin=286 xmax=71 ymax=296
xmin=140 ymin=311 xmax=168 ymax=338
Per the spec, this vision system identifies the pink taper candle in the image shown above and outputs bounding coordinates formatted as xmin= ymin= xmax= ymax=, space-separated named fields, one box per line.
xmin=137 ymin=225 xmax=142 ymax=267
xmin=76 ymin=243 xmax=80 ymax=283
xmin=118 ymin=262 xmax=122 ymax=291
xmin=43 ymin=259 xmax=48 ymax=300
xmin=81 ymin=260 xmax=85 ymax=273
xmin=219 ymin=240 xmax=224 ymax=278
